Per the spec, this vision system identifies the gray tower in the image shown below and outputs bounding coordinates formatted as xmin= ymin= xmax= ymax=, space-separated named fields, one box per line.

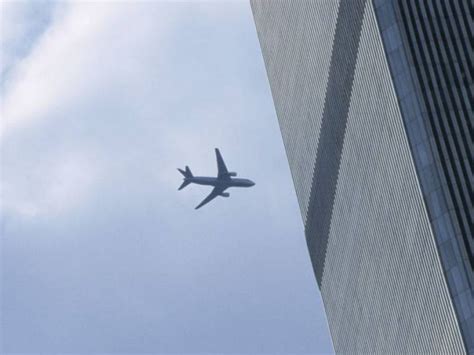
xmin=251 ymin=0 xmax=472 ymax=353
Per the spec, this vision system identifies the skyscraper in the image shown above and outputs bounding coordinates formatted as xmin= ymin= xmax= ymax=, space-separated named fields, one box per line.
xmin=251 ymin=0 xmax=472 ymax=353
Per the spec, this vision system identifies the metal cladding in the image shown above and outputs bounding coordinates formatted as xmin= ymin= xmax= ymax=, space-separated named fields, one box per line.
xmin=375 ymin=0 xmax=473 ymax=349
xmin=251 ymin=0 xmax=472 ymax=353
xmin=305 ymin=0 xmax=367 ymax=287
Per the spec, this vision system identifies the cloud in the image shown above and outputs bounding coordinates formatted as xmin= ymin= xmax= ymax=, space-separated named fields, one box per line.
xmin=1 ymin=0 xmax=270 ymax=218
xmin=1 ymin=1 xmax=176 ymax=218
xmin=1 ymin=1 xmax=173 ymax=138
xmin=1 ymin=1 xmax=332 ymax=352
xmin=0 ymin=1 xmax=57 ymax=80
xmin=3 ymin=150 xmax=100 ymax=218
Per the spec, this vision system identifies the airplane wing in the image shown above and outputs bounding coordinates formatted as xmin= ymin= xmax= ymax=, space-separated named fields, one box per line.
xmin=215 ymin=148 xmax=229 ymax=178
xmin=195 ymin=186 xmax=223 ymax=210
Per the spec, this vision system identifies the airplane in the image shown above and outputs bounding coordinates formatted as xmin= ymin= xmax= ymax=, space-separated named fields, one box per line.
xmin=178 ymin=148 xmax=255 ymax=209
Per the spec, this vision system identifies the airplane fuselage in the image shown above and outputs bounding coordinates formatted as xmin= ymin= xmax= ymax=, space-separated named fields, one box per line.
xmin=186 ymin=176 xmax=255 ymax=189
xmin=178 ymin=148 xmax=255 ymax=209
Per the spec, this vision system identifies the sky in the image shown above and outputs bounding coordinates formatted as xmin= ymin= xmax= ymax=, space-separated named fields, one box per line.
xmin=0 ymin=1 xmax=333 ymax=353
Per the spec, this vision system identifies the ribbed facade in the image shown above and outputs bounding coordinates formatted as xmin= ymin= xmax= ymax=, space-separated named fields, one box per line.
xmin=251 ymin=0 xmax=471 ymax=353
xmin=375 ymin=0 xmax=473 ymax=349
xmin=250 ymin=0 xmax=340 ymax=222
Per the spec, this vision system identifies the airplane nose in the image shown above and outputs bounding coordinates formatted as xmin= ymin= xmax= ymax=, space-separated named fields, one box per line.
xmin=250 ymin=181 xmax=255 ymax=186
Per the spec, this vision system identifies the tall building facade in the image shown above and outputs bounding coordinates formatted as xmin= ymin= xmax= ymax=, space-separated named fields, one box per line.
xmin=251 ymin=0 xmax=472 ymax=353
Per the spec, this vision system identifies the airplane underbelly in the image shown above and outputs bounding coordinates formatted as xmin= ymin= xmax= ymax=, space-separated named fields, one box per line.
xmin=193 ymin=178 xmax=217 ymax=186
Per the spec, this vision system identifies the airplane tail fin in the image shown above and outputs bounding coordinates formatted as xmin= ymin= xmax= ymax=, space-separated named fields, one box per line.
xmin=177 ymin=166 xmax=193 ymax=190
xmin=178 ymin=166 xmax=193 ymax=178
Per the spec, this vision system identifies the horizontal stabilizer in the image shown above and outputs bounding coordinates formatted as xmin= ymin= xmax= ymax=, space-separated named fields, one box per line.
xmin=178 ymin=180 xmax=191 ymax=191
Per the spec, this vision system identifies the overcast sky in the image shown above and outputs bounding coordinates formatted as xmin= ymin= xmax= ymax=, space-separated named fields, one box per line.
xmin=1 ymin=1 xmax=333 ymax=353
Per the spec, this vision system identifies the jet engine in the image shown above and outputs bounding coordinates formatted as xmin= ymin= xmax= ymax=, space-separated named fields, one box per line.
xmin=228 ymin=172 xmax=237 ymax=177
xmin=220 ymin=192 xmax=230 ymax=197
